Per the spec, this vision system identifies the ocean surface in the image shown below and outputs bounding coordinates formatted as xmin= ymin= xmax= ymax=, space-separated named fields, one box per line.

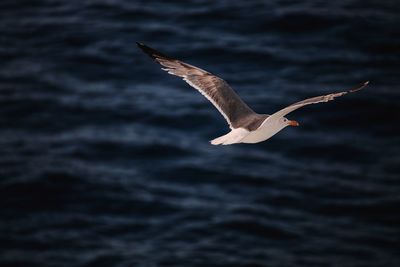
xmin=1 ymin=0 xmax=399 ymax=266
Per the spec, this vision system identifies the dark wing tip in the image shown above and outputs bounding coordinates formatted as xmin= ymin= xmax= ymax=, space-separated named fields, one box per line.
xmin=136 ymin=42 xmax=174 ymax=61
xmin=349 ymin=80 xmax=370 ymax=93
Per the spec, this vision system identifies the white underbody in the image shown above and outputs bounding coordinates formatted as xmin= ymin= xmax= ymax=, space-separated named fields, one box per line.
xmin=211 ymin=117 xmax=287 ymax=145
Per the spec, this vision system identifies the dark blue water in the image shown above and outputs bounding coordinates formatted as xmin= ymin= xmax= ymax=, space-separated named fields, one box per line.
xmin=1 ymin=0 xmax=400 ymax=266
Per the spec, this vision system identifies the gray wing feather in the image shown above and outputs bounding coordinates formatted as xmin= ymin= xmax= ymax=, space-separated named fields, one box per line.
xmin=268 ymin=81 xmax=369 ymax=120
xmin=137 ymin=42 xmax=256 ymax=129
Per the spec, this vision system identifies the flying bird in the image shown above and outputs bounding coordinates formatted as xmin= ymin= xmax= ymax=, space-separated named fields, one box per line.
xmin=137 ymin=42 xmax=368 ymax=145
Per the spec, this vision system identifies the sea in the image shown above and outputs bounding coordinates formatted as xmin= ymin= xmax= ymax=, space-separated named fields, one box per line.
xmin=0 ymin=0 xmax=399 ymax=266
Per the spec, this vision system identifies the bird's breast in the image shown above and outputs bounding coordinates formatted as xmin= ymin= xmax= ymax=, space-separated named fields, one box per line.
xmin=241 ymin=121 xmax=282 ymax=143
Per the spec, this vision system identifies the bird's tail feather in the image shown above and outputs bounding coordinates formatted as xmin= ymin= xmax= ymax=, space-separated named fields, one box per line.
xmin=210 ymin=128 xmax=249 ymax=145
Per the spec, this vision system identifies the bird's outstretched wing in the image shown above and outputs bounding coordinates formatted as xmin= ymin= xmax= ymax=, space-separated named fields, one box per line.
xmin=137 ymin=42 xmax=257 ymax=129
xmin=268 ymin=81 xmax=369 ymax=120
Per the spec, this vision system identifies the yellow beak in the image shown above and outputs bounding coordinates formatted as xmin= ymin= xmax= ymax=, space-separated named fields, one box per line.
xmin=288 ymin=120 xmax=299 ymax=127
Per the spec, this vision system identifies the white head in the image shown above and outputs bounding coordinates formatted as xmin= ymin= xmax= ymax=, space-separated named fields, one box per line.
xmin=279 ymin=117 xmax=300 ymax=129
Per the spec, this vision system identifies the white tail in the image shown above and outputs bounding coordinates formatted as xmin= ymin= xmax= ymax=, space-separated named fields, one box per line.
xmin=210 ymin=128 xmax=249 ymax=145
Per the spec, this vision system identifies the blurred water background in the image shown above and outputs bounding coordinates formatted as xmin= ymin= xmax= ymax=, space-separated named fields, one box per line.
xmin=1 ymin=0 xmax=400 ymax=266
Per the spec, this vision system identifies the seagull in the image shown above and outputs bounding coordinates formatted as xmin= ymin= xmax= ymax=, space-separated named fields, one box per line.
xmin=137 ymin=42 xmax=368 ymax=145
